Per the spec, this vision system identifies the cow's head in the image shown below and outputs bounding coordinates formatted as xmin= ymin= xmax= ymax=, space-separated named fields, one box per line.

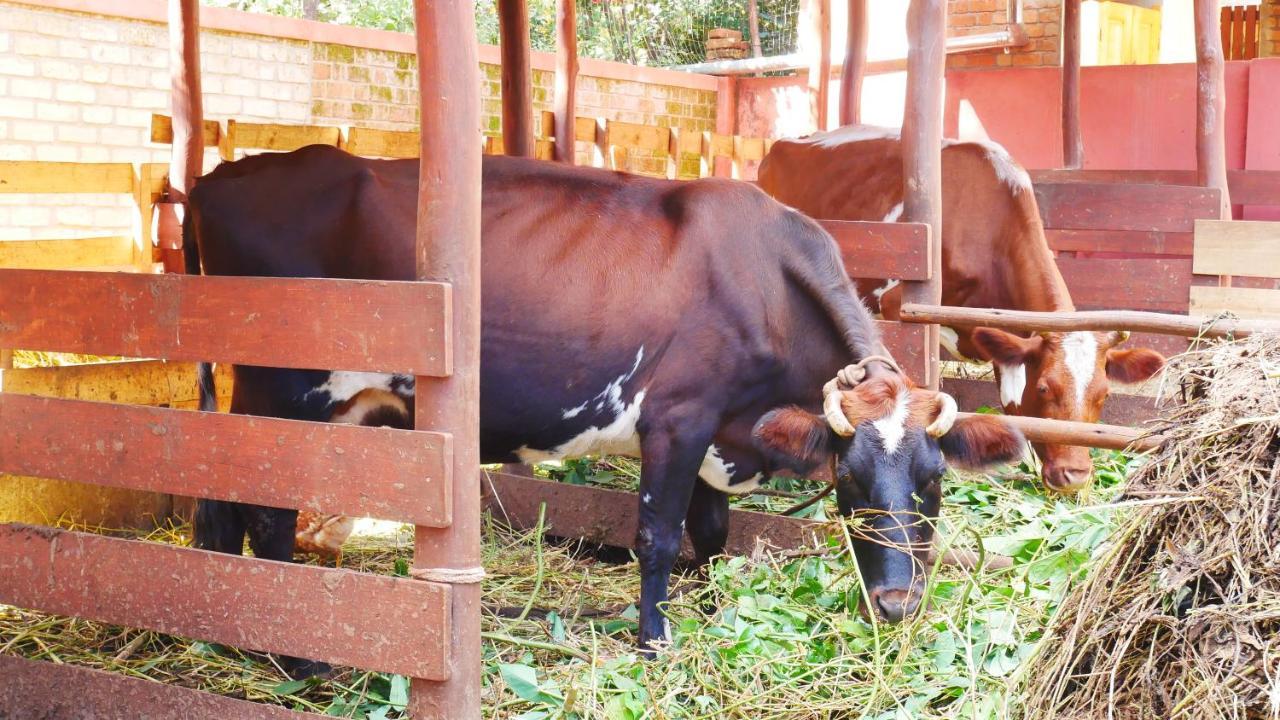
xmin=751 ymin=369 xmax=1024 ymax=623
xmin=970 ymin=328 xmax=1164 ymax=493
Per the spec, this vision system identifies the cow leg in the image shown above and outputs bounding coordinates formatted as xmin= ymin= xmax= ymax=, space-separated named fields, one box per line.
xmin=193 ymin=499 xmax=247 ymax=554
xmin=684 ymin=480 xmax=729 ymax=568
xmin=635 ymin=424 xmax=712 ymax=652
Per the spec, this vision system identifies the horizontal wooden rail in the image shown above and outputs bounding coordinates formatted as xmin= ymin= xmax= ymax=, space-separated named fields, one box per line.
xmin=960 ymin=412 xmax=1163 ymax=452
xmin=149 ymin=113 xmax=221 ymax=147
xmin=1035 ymin=183 xmax=1222 ymax=233
xmin=0 ymin=524 xmax=451 ymax=679
xmin=1029 ymin=168 xmax=1280 ymax=207
xmin=942 ymin=377 xmax=1161 ymax=427
xmin=0 ymin=655 xmax=324 ymax=719
xmin=0 ymin=270 xmax=451 ymax=375
xmin=0 ymin=161 xmax=136 ymax=194
xmin=819 ymin=220 xmax=931 ymax=281
xmin=897 ymin=303 xmax=1280 ymax=338
xmin=0 ymin=394 xmax=452 ymax=526
xmin=0 ymin=236 xmax=135 ymax=270
xmin=0 ymin=359 xmax=234 ymax=408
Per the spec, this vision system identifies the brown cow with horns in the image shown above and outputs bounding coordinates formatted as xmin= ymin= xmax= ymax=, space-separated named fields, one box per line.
xmin=185 ymin=145 xmax=1024 ymax=673
xmin=759 ymin=125 xmax=1166 ymax=493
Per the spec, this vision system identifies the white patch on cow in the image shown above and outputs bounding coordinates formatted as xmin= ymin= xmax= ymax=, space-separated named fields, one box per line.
xmin=873 ymin=390 xmax=911 ymax=455
xmin=698 ymin=446 xmax=763 ymax=494
xmin=872 ymin=278 xmax=900 ymax=302
xmin=807 ymin=124 xmax=901 ymax=149
xmin=594 ymin=347 xmax=645 ymax=413
xmin=516 ymin=390 xmax=646 ymax=464
xmin=305 ymin=372 xmax=408 ymax=404
xmin=642 ymin=493 xmax=652 ymax=505
xmin=947 ymin=138 xmax=1032 ymax=194
xmin=561 ymin=401 xmax=588 ymax=419
xmin=1062 ymin=332 xmax=1099 ymax=409
xmin=998 ymin=363 xmax=1027 ymax=408
xmin=939 ymin=326 xmax=964 ymax=361
xmin=882 ymin=202 xmax=904 ymax=222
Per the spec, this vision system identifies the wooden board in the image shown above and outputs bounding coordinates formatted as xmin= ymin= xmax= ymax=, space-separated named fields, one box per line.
xmin=231 ymin=122 xmax=342 ymax=152
xmin=877 ymin=320 xmax=928 ymax=382
xmin=0 ymin=524 xmax=451 ymax=679
xmin=941 ymin=376 xmax=1162 ymax=426
xmin=1228 ymin=169 xmax=1280 ymax=206
xmin=1 ymin=359 xmax=233 ymax=408
xmin=822 ymin=220 xmax=931 ymax=281
xmin=1056 ymin=257 xmax=1192 ymax=313
xmin=707 ymin=133 xmax=734 ymax=159
xmin=148 ymin=113 xmax=221 ymax=146
xmin=483 ymin=471 xmax=823 ymax=558
xmin=1192 ymin=219 xmax=1280 ymax=278
xmin=573 ymin=116 xmax=597 ymax=143
xmin=0 ymin=270 xmax=451 ymax=376
xmin=1190 ymin=285 xmax=1280 ymax=320
xmin=1045 ymin=229 xmax=1192 ymax=256
xmin=0 ymin=161 xmax=135 ymax=194
xmin=1035 ymin=183 xmax=1221 ymax=232
xmin=0 ymin=236 xmax=134 ymax=270
xmin=0 ymin=394 xmax=452 ymax=526
xmin=0 ymin=655 xmax=324 ymax=720
xmin=343 ymin=126 xmax=420 ymax=159
xmin=607 ymin=120 xmax=669 ymax=153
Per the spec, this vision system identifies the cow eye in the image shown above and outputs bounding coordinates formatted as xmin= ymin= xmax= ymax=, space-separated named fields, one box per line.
xmin=1037 ymin=383 xmax=1050 ymax=396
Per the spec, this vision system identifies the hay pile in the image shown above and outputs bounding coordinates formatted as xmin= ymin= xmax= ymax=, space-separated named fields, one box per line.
xmin=1024 ymin=334 xmax=1280 ymax=719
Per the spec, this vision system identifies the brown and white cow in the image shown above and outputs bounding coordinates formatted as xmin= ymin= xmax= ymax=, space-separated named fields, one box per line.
xmin=758 ymin=125 xmax=1166 ymax=493
xmin=186 ymin=146 xmax=1025 ymax=667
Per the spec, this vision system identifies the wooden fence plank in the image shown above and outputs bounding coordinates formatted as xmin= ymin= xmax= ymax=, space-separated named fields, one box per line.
xmin=1 ymin=359 xmax=233 ymax=409
xmin=231 ymin=122 xmax=342 ymax=152
xmin=1045 ymin=229 xmax=1192 ymax=256
xmin=1192 ymin=219 xmax=1280 ymax=278
xmin=1246 ymin=5 xmax=1258 ymax=59
xmin=1056 ymin=257 xmax=1192 ymax=313
xmin=1035 ymin=183 xmax=1221 ymax=232
xmin=0 ymin=654 xmax=324 ymax=720
xmin=148 ymin=113 xmax=220 ymax=147
xmin=343 ymin=126 xmax=420 ymax=158
xmin=0 ymin=236 xmax=134 ymax=270
xmin=0 ymin=161 xmax=135 ymax=194
xmin=822 ymin=219 xmax=931 ymax=281
xmin=607 ymin=120 xmax=669 ymax=153
xmin=0 ymin=270 xmax=451 ymax=376
xmin=1030 ymin=168 xmax=1280 ymax=206
xmin=877 ymin=320 xmax=928 ymax=381
xmin=0 ymin=524 xmax=451 ymax=679
xmin=1190 ymin=285 xmax=1280 ymax=319
xmin=941 ymin=376 xmax=1161 ymax=426
xmin=1229 ymin=169 xmax=1280 ymax=206
xmin=483 ymin=471 xmax=824 ymax=558
xmin=0 ymin=394 xmax=452 ymax=526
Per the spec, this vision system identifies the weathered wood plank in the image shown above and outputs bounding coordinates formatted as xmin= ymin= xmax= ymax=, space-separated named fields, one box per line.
xmin=1030 ymin=168 xmax=1280 ymax=206
xmin=1035 ymin=183 xmax=1221 ymax=232
xmin=0 ymin=524 xmax=451 ymax=679
xmin=1045 ymin=228 xmax=1192 ymax=256
xmin=231 ymin=122 xmax=342 ymax=152
xmin=148 ymin=113 xmax=220 ymax=147
xmin=1 ymin=359 xmax=233 ymax=409
xmin=878 ymin=320 xmax=928 ymax=382
xmin=0 ymin=236 xmax=135 ymax=270
xmin=343 ymin=126 xmax=420 ymax=159
xmin=821 ymin=219 xmax=931 ymax=281
xmin=941 ymin=376 xmax=1162 ymax=426
xmin=1190 ymin=285 xmax=1280 ymax=320
xmin=608 ymin=120 xmax=669 ymax=153
xmin=0 ymin=394 xmax=452 ymax=526
xmin=1056 ymin=257 xmax=1192 ymax=313
xmin=0 ymin=270 xmax=451 ymax=376
xmin=1192 ymin=219 xmax=1280 ymax=278
xmin=0 ymin=161 xmax=135 ymax=194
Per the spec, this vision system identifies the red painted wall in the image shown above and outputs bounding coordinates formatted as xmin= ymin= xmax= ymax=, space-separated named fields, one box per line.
xmin=1244 ymin=58 xmax=1280 ymax=220
xmin=738 ymin=60 xmax=1258 ymax=174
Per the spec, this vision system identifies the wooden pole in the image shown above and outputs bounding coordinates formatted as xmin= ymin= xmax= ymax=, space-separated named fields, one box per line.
xmin=167 ymin=0 xmax=203 ymax=203
xmin=553 ymin=0 xmax=578 ymax=163
xmin=1195 ymin=0 xmax=1232 ymax=218
xmin=410 ymin=0 xmax=482 ymax=716
xmin=897 ymin=303 xmax=1280 ymax=339
xmin=840 ymin=0 xmax=868 ymax=125
xmin=901 ymin=0 xmax=945 ymax=390
xmin=958 ymin=413 xmax=1165 ymax=453
xmin=748 ymin=0 xmax=764 ymax=58
xmin=498 ymin=0 xmax=534 ymax=157
xmin=803 ymin=0 xmax=832 ymax=131
xmin=1062 ymin=0 xmax=1084 ymax=169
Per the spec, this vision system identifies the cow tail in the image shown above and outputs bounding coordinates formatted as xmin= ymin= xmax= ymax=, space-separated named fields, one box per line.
xmin=183 ymin=205 xmax=218 ymax=414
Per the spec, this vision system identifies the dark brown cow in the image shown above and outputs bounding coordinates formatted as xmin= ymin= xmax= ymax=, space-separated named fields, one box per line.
xmin=186 ymin=146 xmax=1023 ymax=666
xmin=759 ymin=126 xmax=1166 ymax=493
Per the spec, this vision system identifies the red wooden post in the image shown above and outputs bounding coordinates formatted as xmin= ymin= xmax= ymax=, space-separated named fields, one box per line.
xmin=1062 ymin=0 xmax=1083 ymax=169
xmin=901 ymin=0 xmax=945 ymax=390
xmin=1195 ymin=0 xmax=1233 ymax=218
xmin=553 ymin=0 xmax=578 ymax=163
xmin=840 ymin=0 xmax=868 ymax=126
xmin=167 ymin=0 xmax=202 ymax=202
xmin=803 ymin=0 xmax=832 ymax=131
xmin=498 ymin=0 xmax=533 ymax=157
xmin=410 ymin=0 xmax=483 ymax=716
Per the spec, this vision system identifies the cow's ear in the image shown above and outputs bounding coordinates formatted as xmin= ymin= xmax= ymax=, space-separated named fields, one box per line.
xmin=1106 ymin=348 xmax=1165 ymax=384
xmin=970 ymin=327 xmax=1041 ymax=366
xmin=752 ymin=407 xmax=836 ymax=474
xmin=938 ymin=415 xmax=1025 ymax=470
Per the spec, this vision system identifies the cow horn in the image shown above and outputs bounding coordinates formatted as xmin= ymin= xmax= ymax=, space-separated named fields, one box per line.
xmin=925 ymin=392 xmax=958 ymax=437
xmin=824 ymin=390 xmax=856 ymax=437
xmin=1108 ymin=329 xmax=1131 ymax=347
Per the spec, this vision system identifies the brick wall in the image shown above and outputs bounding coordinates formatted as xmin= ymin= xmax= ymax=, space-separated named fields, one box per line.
xmin=947 ymin=0 xmax=1061 ymax=69
xmin=1264 ymin=0 xmax=1280 ymax=57
xmin=0 ymin=0 xmax=718 ymax=240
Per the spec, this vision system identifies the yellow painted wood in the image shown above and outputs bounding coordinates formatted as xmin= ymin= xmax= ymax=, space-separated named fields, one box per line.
xmin=0 ymin=237 xmax=134 ymax=270
xmin=0 ymin=161 xmax=135 ymax=194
